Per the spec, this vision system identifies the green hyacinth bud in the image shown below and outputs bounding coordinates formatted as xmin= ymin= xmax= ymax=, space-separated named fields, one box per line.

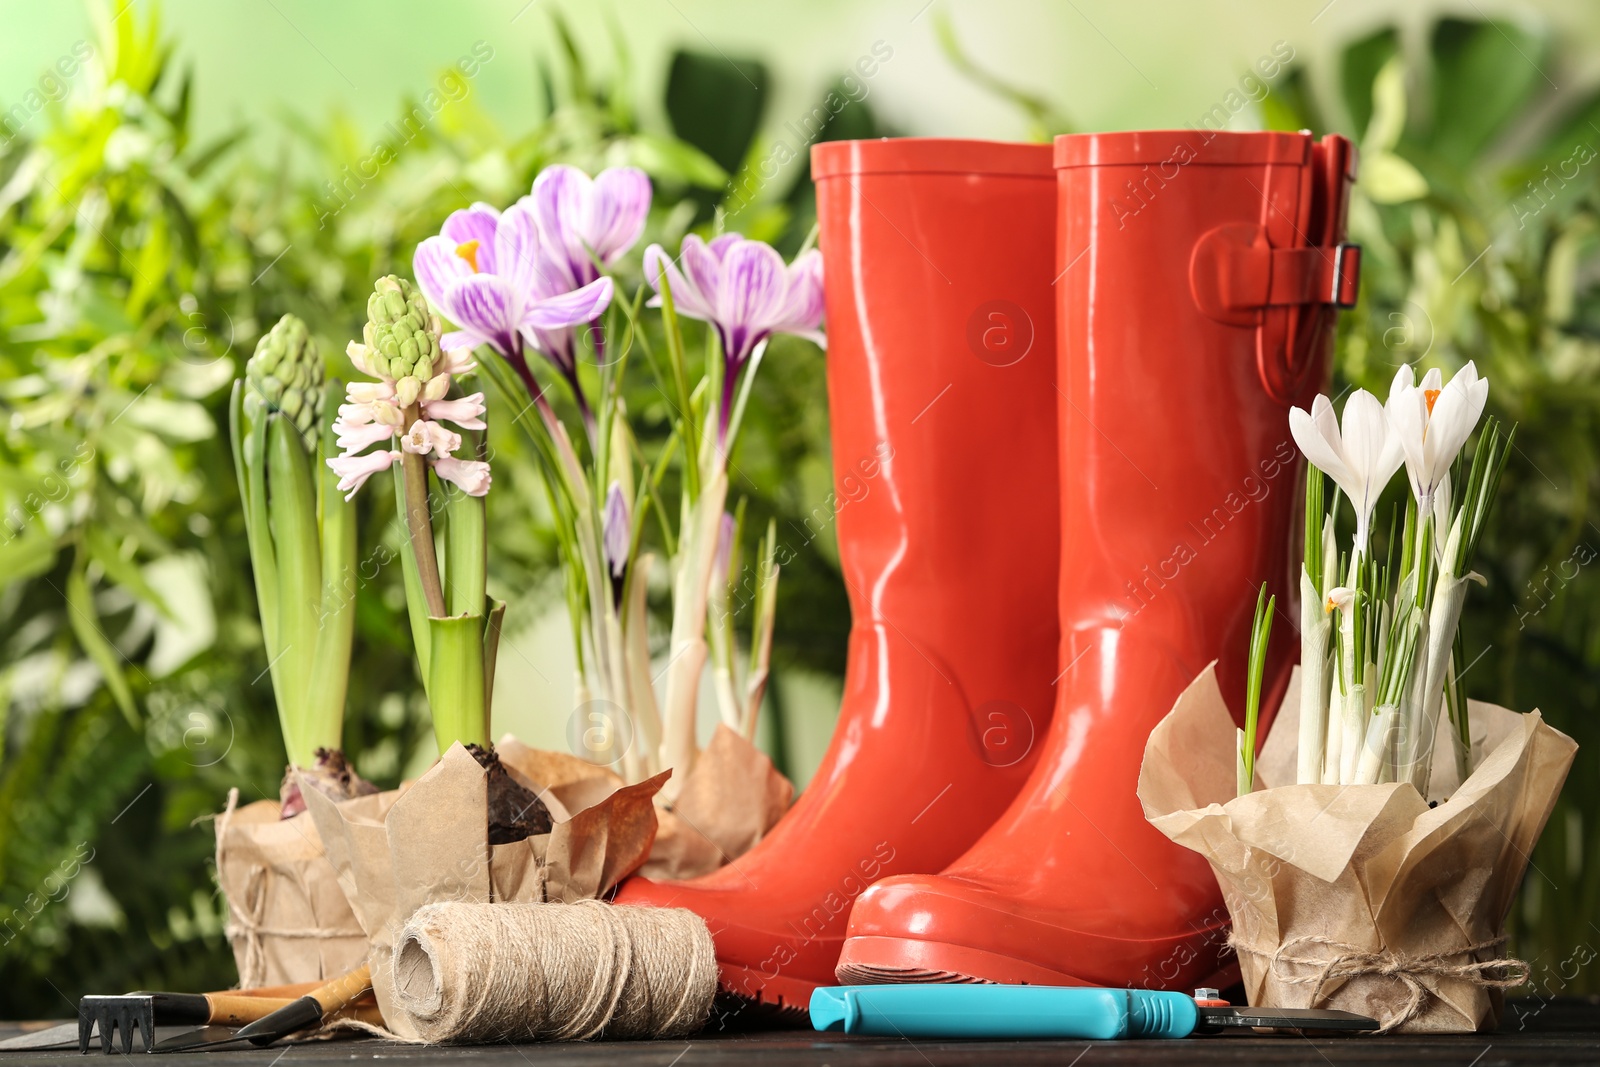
xmin=245 ymin=313 xmax=324 ymax=451
xmin=363 ymin=275 xmax=440 ymax=385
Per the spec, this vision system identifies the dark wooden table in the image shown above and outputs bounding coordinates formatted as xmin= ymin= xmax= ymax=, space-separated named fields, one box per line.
xmin=6 ymin=998 xmax=1599 ymax=1065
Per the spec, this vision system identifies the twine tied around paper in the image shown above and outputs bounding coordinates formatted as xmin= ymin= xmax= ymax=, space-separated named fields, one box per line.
xmin=1232 ymin=933 xmax=1531 ymax=1033
xmin=389 ymin=900 xmax=716 ymax=1043
xmin=214 ymin=788 xmax=356 ymax=988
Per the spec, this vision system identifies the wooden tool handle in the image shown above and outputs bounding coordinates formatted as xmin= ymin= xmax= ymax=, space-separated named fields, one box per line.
xmin=200 ymin=994 xmax=294 ymax=1026
xmin=310 ymin=965 xmax=373 ymax=1014
xmin=231 ymin=980 xmax=322 ymax=999
xmin=226 ymin=980 xmax=378 ymax=1005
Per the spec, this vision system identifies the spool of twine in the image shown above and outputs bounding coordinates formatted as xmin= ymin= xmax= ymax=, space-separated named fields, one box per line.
xmin=390 ymin=900 xmax=716 ymax=1043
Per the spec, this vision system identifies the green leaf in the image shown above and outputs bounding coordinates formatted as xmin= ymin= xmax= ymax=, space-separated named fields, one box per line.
xmin=1428 ymin=17 xmax=1549 ymax=166
xmin=1505 ymin=89 xmax=1600 ymax=195
xmin=116 ymin=393 xmax=214 ymax=443
xmin=236 ymin=385 xmax=281 ymax=690
xmin=304 ymin=380 xmax=356 ymax=754
xmin=624 ymin=133 xmax=728 ymax=190
xmin=1362 ymin=151 xmax=1429 ymax=204
xmin=932 ymin=9 xmax=1069 ymax=139
xmin=1365 ymin=57 xmax=1408 ymax=153
xmin=84 ymin=525 xmax=172 ymax=619
xmin=483 ymin=598 xmax=507 ymax=731
xmin=0 ymin=521 xmax=58 ymax=592
xmin=185 ymin=126 xmax=249 ymax=179
xmin=665 ymin=50 xmax=768 ymax=177
xmin=125 ymin=213 xmax=168 ymax=321
xmin=66 ymin=563 xmax=139 ymax=728
xmin=427 ymin=613 xmax=486 ymax=753
xmin=1339 ymin=26 xmax=1399 ymax=137
xmin=1260 ymin=65 xmax=1324 ymax=135
xmin=266 ymin=414 xmax=322 ymax=765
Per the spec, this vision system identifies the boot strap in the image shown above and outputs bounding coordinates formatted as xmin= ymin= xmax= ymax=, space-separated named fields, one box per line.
xmin=1223 ymin=241 xmax=1361 ymax=309
xmin=1199 ymin=227 xmax=1362 ymax=311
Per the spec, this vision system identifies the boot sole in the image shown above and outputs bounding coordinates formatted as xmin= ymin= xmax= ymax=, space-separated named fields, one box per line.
xmin=835 ymin=935 xmax=1243 ymax=992
xmin=836 ymin=935 xmax=1089 ymax=986
xmin=709 ymin=962 xmax=818 ymax=1027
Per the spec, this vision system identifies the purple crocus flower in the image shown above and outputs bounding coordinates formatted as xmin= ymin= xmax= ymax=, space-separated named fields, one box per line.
xmin=531 ymin=165 xmax=653 ymax=289
xmin=643 ymin=234 xmax=825 ymax=439
xmin=712 ymin=511 xmax=736 ymax=589
xmin=527 ymin=165 xmax=652 ymax=376
xmin=602 ymin=480 xmax=631 ymax=605
xmin=413 ymin=201 xmax=612 ymax=407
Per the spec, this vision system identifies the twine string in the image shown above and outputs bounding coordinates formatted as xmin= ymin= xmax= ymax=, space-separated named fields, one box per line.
xmin=1232 ymin=932 xmax=1530 ymax=1033
xmin=390 ymin=900 xmax=716 ymax=1043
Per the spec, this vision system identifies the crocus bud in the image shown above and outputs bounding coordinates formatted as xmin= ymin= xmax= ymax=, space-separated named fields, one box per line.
xmin=245 ymin=313 xmax=324 ymax=450
xmin=712 ymin=511 xmax=736 ymax=589
xmin=363 ymin=275 xmax=442 ymax=383
xmin=603 ymin=482 xmax=630 ymax=581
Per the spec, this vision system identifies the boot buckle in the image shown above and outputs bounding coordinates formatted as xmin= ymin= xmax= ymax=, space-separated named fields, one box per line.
xmin=1190 ymin=226 xmax=1362 ymax=317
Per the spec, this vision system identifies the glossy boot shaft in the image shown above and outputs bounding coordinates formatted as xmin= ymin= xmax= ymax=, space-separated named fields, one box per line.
xmin=839 ymin=130 xmax=1358 ymax=991
xmin=614 ymin=138 xmax=1061 ymax=1014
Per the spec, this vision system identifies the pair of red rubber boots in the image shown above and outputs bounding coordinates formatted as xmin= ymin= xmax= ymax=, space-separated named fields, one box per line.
xmin=618 ymin=131 xmax=1360 ymax=1013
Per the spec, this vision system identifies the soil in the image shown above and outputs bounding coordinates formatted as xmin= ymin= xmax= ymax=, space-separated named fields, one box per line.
xmin=278 ymin=748 xmax=380 ymax=818
xmin=468 ymin=743 xmax=554 ymax=844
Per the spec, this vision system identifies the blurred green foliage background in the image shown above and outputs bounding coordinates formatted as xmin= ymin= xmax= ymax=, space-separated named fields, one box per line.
xmin=1 ymin=0 xmax=1597 ymax=1015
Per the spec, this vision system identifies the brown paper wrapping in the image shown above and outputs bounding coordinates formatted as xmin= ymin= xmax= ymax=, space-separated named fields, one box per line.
xmin=1138 ymin=663 xmax=1576 ymax=1033
xmin=642 ymin=724 xmax=794 ymax=880
xmin=496 ymin=726 xmax=793 ymax=881
xmin=213 ymin=791 xmax=369 ymax=987
xmin=303 ymin=743 xmax=665 ymax=1036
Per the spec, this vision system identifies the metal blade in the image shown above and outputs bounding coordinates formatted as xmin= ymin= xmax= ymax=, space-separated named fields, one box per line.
xmin=149 ymin=1026 xmax=250 ymax=1053
xmin=1199 ymin=1005 xmax=1380 ymax=1032
xmin=0 ymin=1021 xmax=82 ymax=1051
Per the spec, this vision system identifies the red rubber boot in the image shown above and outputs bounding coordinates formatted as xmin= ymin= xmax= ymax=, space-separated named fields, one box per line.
xmin=837 ymin=130 xmax=1359 ymax=991
xmin=615 ymin=139 xmax=1061 ymax=1013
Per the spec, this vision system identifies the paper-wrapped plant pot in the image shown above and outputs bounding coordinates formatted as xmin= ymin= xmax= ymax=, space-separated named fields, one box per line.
xmin=304 ymin=743 xmax=665 ymax=1036
xmin=1138 ymin=663 xmax=1576 ymax=1034
xmin=643 ymin=724 xmax=794 ymax=880
xmin=214 ymin=792 xmax=369 ymax=987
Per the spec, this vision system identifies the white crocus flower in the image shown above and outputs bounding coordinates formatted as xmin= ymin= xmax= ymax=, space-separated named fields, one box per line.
xmin=1324 ymin=586 xmax=1356 ymax=614
xmin=1385 ymin=362 xmax=1489 ymax=514
xmin=1289 ymin=391 xmax=1404 ymax=559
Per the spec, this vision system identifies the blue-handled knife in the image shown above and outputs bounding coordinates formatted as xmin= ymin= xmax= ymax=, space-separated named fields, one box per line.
xmin=810 ymin=985 xmax=1378 ymax=1039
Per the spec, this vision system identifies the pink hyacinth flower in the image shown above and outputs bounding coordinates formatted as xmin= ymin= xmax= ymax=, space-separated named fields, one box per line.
xmin=328 ymin=449 xmax=401 ymax=501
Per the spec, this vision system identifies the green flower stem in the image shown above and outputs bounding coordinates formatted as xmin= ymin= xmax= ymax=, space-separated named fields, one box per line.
xmin=1237 ymin=583 xmax=1273 ymax=797
xmin=427 ymin=613 xmax=487 ymax=752
xmin=392 ymin=466 xmax=433 ymax=687
xmin=657 ymin=276 xmax=700 ymax=500
xmin=400 ymin=403 xmax=447 ymax=620
xmin=741 ymin=518 xmax=780 ymax=741
xmin=443 ymin=463 xmax=486 ymax=617
xmin=476 ymin=347 xmax=590 ymax=678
